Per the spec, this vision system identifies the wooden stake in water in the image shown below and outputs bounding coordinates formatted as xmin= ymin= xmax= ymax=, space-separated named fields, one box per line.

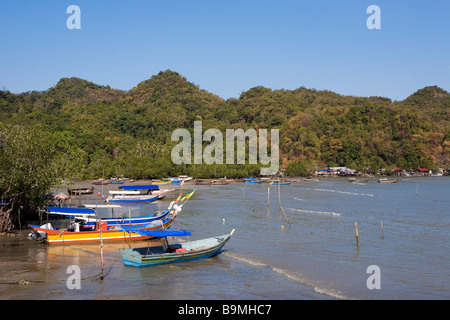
xmin=380 ymin=221 xmax=384 ymax=240
xmin=278 ymin=183 xmax=282 ymax=210
xmin=99 ymin=218 xmax=104 ymax=280
xmin=267 ymin=186 xmax=270 ymax=208
xmin=354 ymin=222 xmax=360 ymax=247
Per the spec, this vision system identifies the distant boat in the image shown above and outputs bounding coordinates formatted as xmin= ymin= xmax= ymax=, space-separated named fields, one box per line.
xmin=243 ymin=178 xmax=261 ymax=184
xmin=107 ymin=194 xmax=159 ymax=204
xmin=110 ymin=180 xmax=126 ymax=184
xmin=92 ymin=179 xmax=111 ymax=185
xmin=196 ymin=179 xmax=212 ymax=185
xmin=178 ymin=175 xmax=193 ymax=181
xmin=121 ymin=229 xmax=235 ymax=268
xmin=270 ymin=180 xmax=291 ymax=185
xmin=378 ymin=178 xmax=399 ymax=184
xmin=67 ymin=187 xmax=94 ymax=195
xmin=106 ymin=185 xmax=174 ymax=203
xmin=211 ymin=179 xmax=235 ymax=185
xmin=303 ymin=177 xmax=320 ymax=182
xmin=349 ymin=178 xmax=369 ymax=183
xmin=153 ymin=179 xmax=172 ymax=185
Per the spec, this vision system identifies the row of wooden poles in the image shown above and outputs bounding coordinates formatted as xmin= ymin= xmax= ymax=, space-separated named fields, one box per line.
xmin=266 ymin=183 xmax=385 ymax=247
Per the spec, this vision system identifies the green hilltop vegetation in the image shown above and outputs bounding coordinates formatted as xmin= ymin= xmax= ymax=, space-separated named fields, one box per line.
xmin=1 ymin=70 xmax=449 ymax=230
xmin=1 ymin=70 xmax=449 ymax=181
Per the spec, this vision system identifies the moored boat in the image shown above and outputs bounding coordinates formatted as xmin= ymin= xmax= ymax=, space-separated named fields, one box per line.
xmin=211 ymin=179 xmax=235 ymax=185
xmin=27 ymin=207 xmax=181 ymax=244
xmin=243 ymin=178 xmax=261 ymax=184
xmin=67 ymin=187 xmax=94 ymax=195
xmin=106 ymin=184 xmax=174 ymax=203
xmin=196 ymin=179 xmax=212 ymax=185
xmin=349 ymin=178 xmax=369 ymax=183
xmin=92 ymin=179 xmax=111 ymax=185
xmin=378 ymin=178 xmax=399 ymax=183
xmin=121 ymin=229 xmax=235 ymax=268
xmin=270 ymin=180 xmax=291 ymax=185
xmin=107 ymin=194 xmax=159 ymax=204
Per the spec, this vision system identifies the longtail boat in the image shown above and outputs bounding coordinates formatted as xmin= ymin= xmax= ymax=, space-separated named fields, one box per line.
xmin=106 ymin=185 xmax=174 ymax=203
xmin=67 ymin=187 xmax=94 ymax=195
xmin=211 ymin=179 xmax=235 ymax=185
xmin=80 ymin=207 xmax=172 ymax=228
xmin=27 ymin=201 xmax=184 ymax=244
xmin=378 ymin=178 xmax=399 ymax=184
xmin=196 ymin=179 xmax=212 ymax=185
xmin=39 ymin=205 xmax=171 ymax=228
xmin=121 ymin=229 xmax=235 ymax=268
xmin=27 ymin=210 xmax=179 ymax=244
xmin=349 ymin=178 xmax=370 ymax=183
xmin=270 ymin=180 xmax=291 ymax=185
xmin=107 ymin=194 xmax=159 ymax=204
xmin=243 ymin=178 xmax=261 ymax=184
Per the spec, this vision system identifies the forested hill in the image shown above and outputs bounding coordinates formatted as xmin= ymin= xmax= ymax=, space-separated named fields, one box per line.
xmin=0 ymin=70 xmax=449 ymax=178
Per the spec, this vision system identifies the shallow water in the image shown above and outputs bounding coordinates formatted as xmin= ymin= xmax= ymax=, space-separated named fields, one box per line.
xmin=1 ymin=177 xmax=449 ymax=300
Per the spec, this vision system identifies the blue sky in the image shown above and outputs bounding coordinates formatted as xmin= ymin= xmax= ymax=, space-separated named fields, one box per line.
xmin=1 ymin=0 xmax=449 ymax=101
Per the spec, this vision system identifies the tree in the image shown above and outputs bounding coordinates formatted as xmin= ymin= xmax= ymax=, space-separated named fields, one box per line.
xmin=0 ymin=124 xmax=86 ymax=232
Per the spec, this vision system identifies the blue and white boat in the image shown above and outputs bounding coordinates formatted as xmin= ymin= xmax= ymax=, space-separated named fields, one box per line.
xmin=243 ymin=178 xmax=261 ymax=184
xmin=107 ymin=194 xmax=159 ymax=204
xmin=106 ymin=185 xmax=174 ymax=203
xmin=43 ymin=204 xmax=177 ymax=228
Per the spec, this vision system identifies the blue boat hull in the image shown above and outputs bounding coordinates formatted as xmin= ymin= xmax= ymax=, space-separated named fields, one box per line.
xmin=83 ymin=209 xmax=171 ymax=227
xmin=121 ymin=232 xmax=234 ymax=268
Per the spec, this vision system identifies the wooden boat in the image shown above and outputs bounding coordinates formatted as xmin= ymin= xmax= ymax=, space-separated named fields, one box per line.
xmin=243 ymin=178 xmax=261 ymax=184
xmin=349 ymin=178 xmax=369 ymax=183
xmin=106 ymin=185 xmax=174 ymax=203
xmin=152 ymin=179 xmax=172 ymax=185
xmin=378 ymin=178 xmax=399 ymax=184
xmin=92 ymin=179 xmax=111 ymax=185
xmin=196 ymin=179 xmax=212 ymax=185
xmin=67 ymin=187 xmax=94 ymax=195
xmin=27 ymin=209 xmax=180 ymax=244
xmin=303 ymin=177 xmax=320 ymax=182
xmin=110 ymin=180 xmax=126 ymax=184
xmin=178 ymin=175 xmax=193 ymax=182
xmin=211 ymin=179 xmax=235 ymax=185
xmin=121 ymin=229 xmax=235 ymax=268
xmin=270 ymin=180 xmax=291 ymax=185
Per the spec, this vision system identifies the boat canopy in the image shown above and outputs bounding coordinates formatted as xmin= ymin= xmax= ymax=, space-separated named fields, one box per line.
xmin=122 ymin=228 xmax=191 ymax=237
xmin=45 ymin=206 xmax=96 ymax=216
xmin=119 ymin=185 xmax=160 ymax=190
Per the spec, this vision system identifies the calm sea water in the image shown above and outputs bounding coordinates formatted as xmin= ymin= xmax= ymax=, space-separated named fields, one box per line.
xmin=1 ymin=177 xmax=449 ymax=300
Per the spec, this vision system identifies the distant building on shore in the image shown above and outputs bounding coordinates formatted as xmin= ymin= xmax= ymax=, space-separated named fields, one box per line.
xmin=314 ymin=167 xmax=357 ymax=176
